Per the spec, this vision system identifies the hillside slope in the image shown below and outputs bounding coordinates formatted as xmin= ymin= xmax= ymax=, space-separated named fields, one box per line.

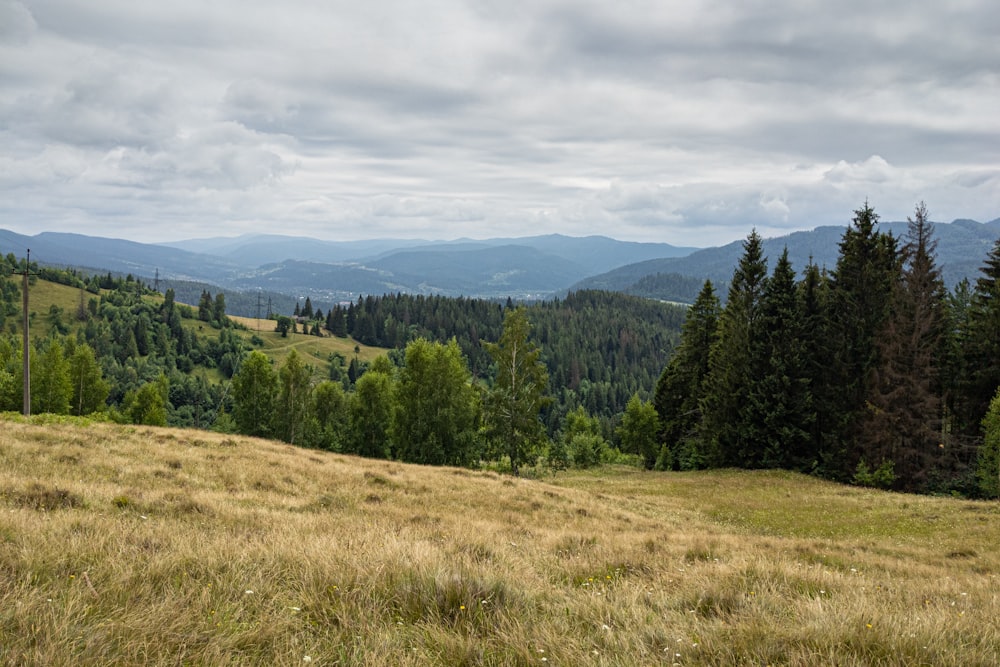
xmin=1 ymin=417 xmax=997 ymax=665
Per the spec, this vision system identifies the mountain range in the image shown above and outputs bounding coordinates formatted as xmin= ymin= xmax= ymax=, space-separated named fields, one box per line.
xmin=571 ymin=217 xmax=1000 ymax=300
xmin=3 ymin=217 xmax=998 ymax=313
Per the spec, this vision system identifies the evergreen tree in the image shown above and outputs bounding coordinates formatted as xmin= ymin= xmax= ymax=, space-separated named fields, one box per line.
xmin=699 ymin=230 xmax=768 ymax=467
xmin=861 ymin=203 xmax=946 ymax=490
xmin=799 ymin=260 xmax=835 ymax=468
xmin=328 ymin=307 xmax=348 ymax=337
xmin=654 ymin=280 xmax=720 ymax=469
xmin=960 ymin=237 xmax=1000 ymax=436
xmin=302 ymin=297 xmax=313 ymax=319
xmin=824 ymin=202 xmax=899 ymax=478
xmin=198 ymin=291 xmax=213 ymax=322
xmin=745 ymin=248 xmax=814 ymax=469
xmin=392 ymin=338 xmax=480 ymax=466
xmin=231 ymin=351 xmax=278 ymax=438
xmin=942 ymin=278 xmax=973 ymax=437
xmin=482 ymin=307 xmax=549 ymax=475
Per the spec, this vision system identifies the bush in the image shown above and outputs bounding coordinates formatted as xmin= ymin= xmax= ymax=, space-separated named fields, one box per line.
xmin=853 ymin=458 xmax=896 ymax=490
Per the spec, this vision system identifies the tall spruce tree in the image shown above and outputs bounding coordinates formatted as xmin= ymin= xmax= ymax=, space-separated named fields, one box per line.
xmin=745 ymin=248 xmax=814 ymax=469
xmin=960 ymin=237 xmax=1000 ymax=438
xmin=799 ymin=259 xmax=834 ymax=467
xmin=942 ymin=278 xmax=973 ymax=439
xmin=861 ymin=203 xmax=945 ymax=490
xmin=824 ymin=203 xmax=899 ymax=478
xmin=699 ymin=230 xmax=767 ymax=467
xmin=654 ymin=280 xmax=720 ymax=469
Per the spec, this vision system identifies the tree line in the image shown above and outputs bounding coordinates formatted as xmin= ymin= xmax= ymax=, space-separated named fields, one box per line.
xmin=654 ymin=203 xmax=1000 ymax=496
xmin=228 ymin=308 xmax=558 ymax=474
xmin=315 ymin=290 xmax=685 ymax=440
xmin=228 ymin=305 xmax=661 ymax=473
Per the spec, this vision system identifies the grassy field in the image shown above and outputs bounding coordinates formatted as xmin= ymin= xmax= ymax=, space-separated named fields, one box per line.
xmin=0 ymin=416 xmax=997 ymax=665
xmin=227 ymin=314 xmax=386 ymax=369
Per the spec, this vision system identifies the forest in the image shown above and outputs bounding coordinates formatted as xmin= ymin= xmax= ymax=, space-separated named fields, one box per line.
xmin=3 ymin=202 xmax=1000 ymax=497
xmin=655 ymin=203 xmax=1000 ymax=496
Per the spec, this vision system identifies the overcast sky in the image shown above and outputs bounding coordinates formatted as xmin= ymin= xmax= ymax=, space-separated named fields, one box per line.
xmin=1 ymin=0 xmax=997 ymax=247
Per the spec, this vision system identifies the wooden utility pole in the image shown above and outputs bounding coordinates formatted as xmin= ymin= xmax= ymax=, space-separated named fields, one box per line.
xmin=15 ymin=250 xmax=38 ymax=416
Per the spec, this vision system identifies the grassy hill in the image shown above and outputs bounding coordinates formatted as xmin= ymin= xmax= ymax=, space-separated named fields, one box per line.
xmin=1 ymin=416 xmax=997 ymax=665
xmin=14 ymin=277 xmax=387 ymax=380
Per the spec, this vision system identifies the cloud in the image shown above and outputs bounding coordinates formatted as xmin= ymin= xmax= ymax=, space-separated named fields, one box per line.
xmin=0 ymin=0 xmax=997 ymax=247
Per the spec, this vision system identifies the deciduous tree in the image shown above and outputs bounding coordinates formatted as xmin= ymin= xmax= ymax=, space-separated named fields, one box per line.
xmin=617 ymin=393 xmax=659 ymax=469
xmin=483 ymin=307 xmax=549 ymax=475
xmin=231 ymin=351 xmax=278 ymax=437
xmin=392 ymin=338 xmax=480 ymax=466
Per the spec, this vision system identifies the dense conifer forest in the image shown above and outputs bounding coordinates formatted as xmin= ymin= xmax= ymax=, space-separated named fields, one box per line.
xmin=655 ymin=203 xmax=1000 ymax=496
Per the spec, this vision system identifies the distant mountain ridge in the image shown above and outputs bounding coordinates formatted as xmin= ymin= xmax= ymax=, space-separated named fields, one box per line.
xmin=0 ymin=230 xmax=697 ymax=305
xmin=571 ymin=217 xmax=1000 ymax=301
xmin=4 ymin=218 xmax=997 ymax=312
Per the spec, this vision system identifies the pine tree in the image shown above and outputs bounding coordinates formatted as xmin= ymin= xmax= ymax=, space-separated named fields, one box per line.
xmin=745 ymin=248 xmax=814 ymax=470
xmin=960 ymin=237 xmax=1000 ymax=436
xmin=700 ymin=230 xmax=768 ymax=467
xmin=824 ymin=202 xmax=899 ymax=478
xmin=861 ymin=203 xmax=946 ymax=490
xmin=198 ymin=291 xmax=213 ymax=322
xmin=654 ymin=280 xmax=720 ymax=469
xmin=799 ymin=260 xmax=834 ymax=468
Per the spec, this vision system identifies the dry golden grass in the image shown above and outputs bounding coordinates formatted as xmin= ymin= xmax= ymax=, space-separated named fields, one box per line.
xmin=0 ymin=416 xmax=997 ymax=666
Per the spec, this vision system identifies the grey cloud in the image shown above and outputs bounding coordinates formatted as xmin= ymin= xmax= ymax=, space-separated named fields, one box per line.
xmin=1 ymin=0 xmax=997 ymax=246
xmin=0 ymin=0 xmax=36 ymax=44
